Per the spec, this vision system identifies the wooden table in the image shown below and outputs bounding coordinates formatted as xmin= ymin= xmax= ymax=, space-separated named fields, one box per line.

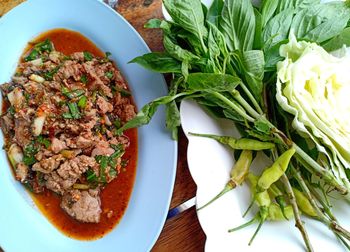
xmin=0 ymin=1 xmax=206 ymax=251
xmin=115 ymin=1 xmax=206 ymax=251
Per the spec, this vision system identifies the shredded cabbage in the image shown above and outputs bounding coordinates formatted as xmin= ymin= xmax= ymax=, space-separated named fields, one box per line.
xmin=276 ymin=34 xmax=350 ymax=183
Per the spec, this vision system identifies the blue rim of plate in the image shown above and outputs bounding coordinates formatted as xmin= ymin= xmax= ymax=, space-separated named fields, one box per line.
xmin=0 ymin=0 xmax=177 ymax=251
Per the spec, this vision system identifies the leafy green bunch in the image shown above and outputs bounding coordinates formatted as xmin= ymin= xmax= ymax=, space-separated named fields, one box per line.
xmin=116 ymin=0 xmax=350 ymax=250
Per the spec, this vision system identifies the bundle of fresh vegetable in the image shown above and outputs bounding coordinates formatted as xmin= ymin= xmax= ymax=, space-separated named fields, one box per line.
xmin=117 ymin=0 xmax=350 ymax=250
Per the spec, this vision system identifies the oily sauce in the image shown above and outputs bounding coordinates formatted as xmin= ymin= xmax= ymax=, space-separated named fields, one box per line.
xmin=25 ymin=29 xmax=138 ymax=240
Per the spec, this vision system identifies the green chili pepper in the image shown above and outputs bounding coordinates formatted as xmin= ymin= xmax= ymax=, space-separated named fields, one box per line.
xmin=268 ymin=203 xmax=294 ymax=221
xmin=292 ymin=188 xmax=318 ymax=217
xmin=229 ymin=173 xmax=271 ymax=245
xmin=197 ymin=150 xmax=253 ymax=211
xmin=257 ymin=148 xmax=295 ymax=192
xmin=268 ymin=184 xmax=290 ymax=220
xmin=189 ymin=133 xmax=275 ymax=150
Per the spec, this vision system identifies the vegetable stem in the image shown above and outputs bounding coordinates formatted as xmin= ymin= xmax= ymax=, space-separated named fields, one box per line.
xmin=238 ymin=83 xmax=264 ymax=115
xmin=232 ymin=90 xmax=261 ymax=119
xmin=211 ymin=92 xmax=255 ymax=122
xmin=280 ymin=173 xmax=314 ymax=252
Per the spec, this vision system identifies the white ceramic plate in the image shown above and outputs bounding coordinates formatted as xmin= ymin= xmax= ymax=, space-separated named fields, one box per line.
xmin=0 ymin=0 xmax=177 ymax=251
xmin=180 ymin=99 xmax=350 ymax=252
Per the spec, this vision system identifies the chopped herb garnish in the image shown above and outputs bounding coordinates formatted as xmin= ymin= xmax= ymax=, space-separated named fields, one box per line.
xmin=83 ymin=51 xmax=93 ymax=61
xmin=23 ymin=141 xmax=39 ymax=166
xmin=35 ymin=39 xmax=53 ymax=53
xmin=7 ymin=106 xmax=15 ymax=116
xmin=105 ymin=71 xmax=114 ymax=79
xmin=43 ymin=66 xmax=60 ymax=81
xmin=109 ymin=168 xmax=117 ymax=177
xmin=78 ymin=95 xmax=87 ymax=109
xmin=24 ymin=39 xmax=53 ymax=62
xmin=37 ymin=135 xmax=51 ymax=149
xmin=105 ymin=52 xmax=112 ymax=58
xmin=24 ymin=49 xmax=39 ymax=62
xmin=80 ymin=74 xmax=88 ymax=84
xmin=63 ymin=56 xmax=71 ymax=61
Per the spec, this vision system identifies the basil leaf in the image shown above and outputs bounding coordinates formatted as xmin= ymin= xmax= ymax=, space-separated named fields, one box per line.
xmin=262 ymin=8 xmax=294 ymax=49
xmin=291 ymin=2 xmax=350 ymax=43
xmin=219 ymin=0 xmax=256 ymax=51
xmin=186 ymin=73 xmax=241 ymax=92
xmin=163 ymin=0 xmax=208 ymax=52
xmin=206 ymin=0 xmax=224 ymax=26
xmin=323 ymin=27 xmax=350 ymax=52
xmin=241 ymin=50 xmax=265 ymax=99
xmin=207 ymin=22 xmax=229 ymax=58
xmin=117 ymin=92 xmax=193 ymax=134
xmin=130 ymin=52 xmax=182 ymax=73
xmin=163 ymin=35 xmax=200 ymax=62
xmin=253 ymin=8 xmax=263 ymax=49
xmin=261 ymin=0 xmax=279 ymax=27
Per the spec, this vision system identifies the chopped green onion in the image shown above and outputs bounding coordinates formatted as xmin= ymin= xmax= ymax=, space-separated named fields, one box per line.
xmin=84 ymin=51 xmax=93 ymax=61
xmin=67 ymin=102 xmax=81 ymax=119
xmin=86 ymin=169 xmax=97 ymax=183
xmin=62 ymin=88 xmax=85 ymax=99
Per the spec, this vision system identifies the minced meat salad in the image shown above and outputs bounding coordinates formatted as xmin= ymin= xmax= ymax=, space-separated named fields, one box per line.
xmin=0 ymin=39 xmax=136 ymax=223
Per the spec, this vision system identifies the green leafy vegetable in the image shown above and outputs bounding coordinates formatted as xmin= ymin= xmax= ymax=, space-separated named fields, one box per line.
xmin=219 ymin=0 xmax=255 ymax=51
xmin=130 ymin=52 xmax=182 ymax=73
xmin=84 ymin=51 xmax=93 ymax=61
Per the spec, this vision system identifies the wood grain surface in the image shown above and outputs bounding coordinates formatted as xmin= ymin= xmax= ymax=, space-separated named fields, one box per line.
xmin=0 ymin=1 xmax=206 ymax=251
